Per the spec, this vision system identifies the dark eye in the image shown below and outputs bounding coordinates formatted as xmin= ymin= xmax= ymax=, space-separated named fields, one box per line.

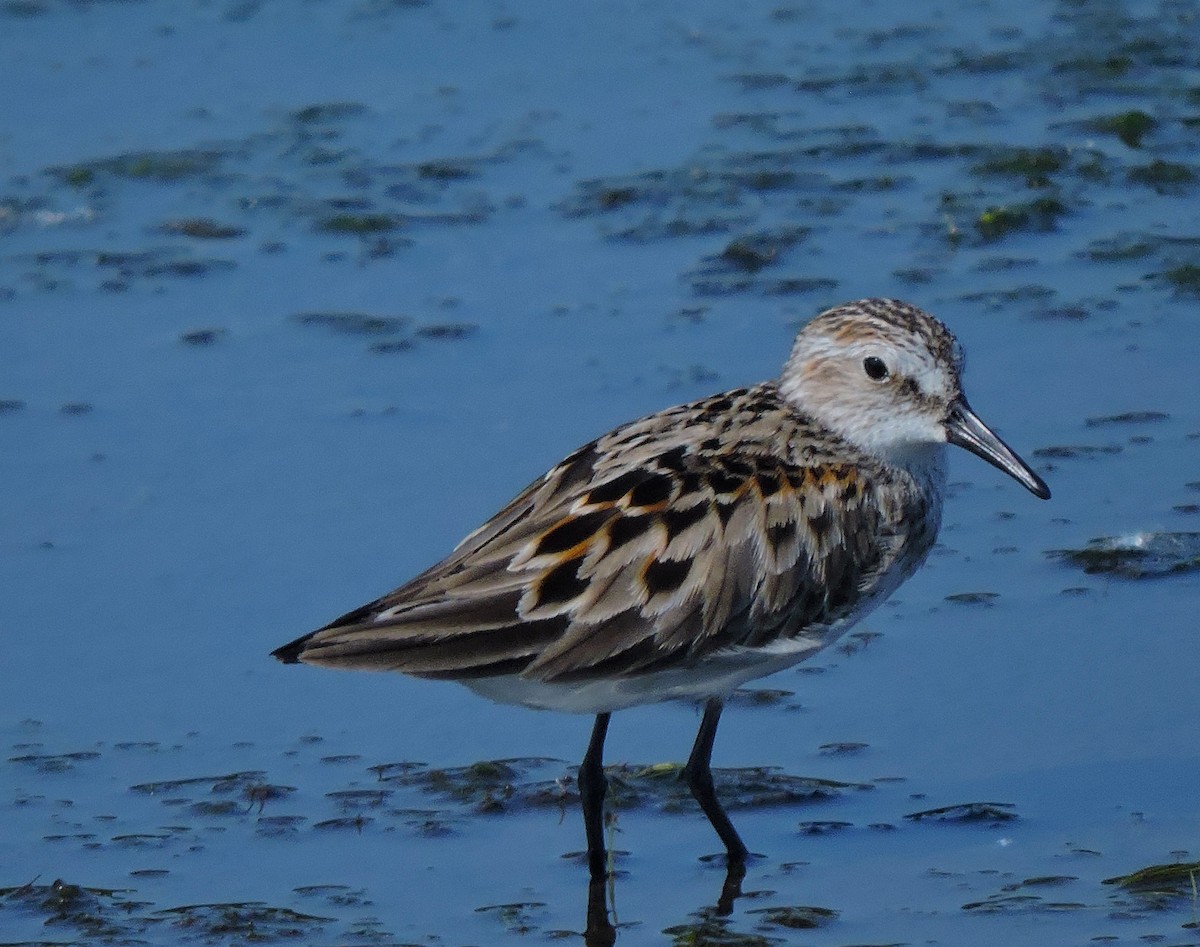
xmin=863 ymin=356 xmax=889 ymax=380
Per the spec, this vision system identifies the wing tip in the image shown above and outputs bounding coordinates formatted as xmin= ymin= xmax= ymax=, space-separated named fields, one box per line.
xmin=270 ymin=634 xmax=311 ymax=665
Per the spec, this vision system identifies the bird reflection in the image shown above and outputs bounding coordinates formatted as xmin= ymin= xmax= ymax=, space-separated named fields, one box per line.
xmin=584 ymin=875 xmax=616 ymax=947
xmin=583 ymin=859 xmax=747 ymax=946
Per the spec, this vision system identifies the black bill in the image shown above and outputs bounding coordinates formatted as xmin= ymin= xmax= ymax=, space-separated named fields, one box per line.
xmin=945 ymin=398 xmax=1051 ymax=499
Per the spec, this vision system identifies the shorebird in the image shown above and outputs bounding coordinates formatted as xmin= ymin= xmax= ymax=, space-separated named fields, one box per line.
xmin=273 ymin=297 xmax=1050 ymax=877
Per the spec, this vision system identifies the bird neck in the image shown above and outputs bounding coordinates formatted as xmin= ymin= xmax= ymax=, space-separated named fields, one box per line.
xmin=886 ymin=441 xmax=948 ymax=510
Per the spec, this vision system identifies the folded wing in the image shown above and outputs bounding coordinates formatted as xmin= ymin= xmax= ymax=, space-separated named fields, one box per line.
xmin=272 ymin=385 xmax=910 ymax=682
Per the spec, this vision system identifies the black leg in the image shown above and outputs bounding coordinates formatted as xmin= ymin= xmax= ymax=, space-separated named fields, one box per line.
xmin=579 ymin=712 xmax=611 ymax=879
xmin=584 ymin=874 xmax=617 ymax=947
xmin=715 ymin=860 xmax=747 ymax=917
xmin=682 ymin=698 xmax=749 ymax=865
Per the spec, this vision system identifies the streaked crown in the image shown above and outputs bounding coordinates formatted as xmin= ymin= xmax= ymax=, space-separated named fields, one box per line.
xmin=778 ymin=298 xmax=964 ymax=463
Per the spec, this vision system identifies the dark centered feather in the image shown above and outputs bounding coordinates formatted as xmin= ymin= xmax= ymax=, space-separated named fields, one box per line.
xmin=273 ymin=381 xmax=931 ymax=684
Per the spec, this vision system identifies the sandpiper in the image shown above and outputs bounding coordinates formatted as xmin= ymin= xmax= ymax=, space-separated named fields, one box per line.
xmin=273 ymin=297 xmax=1050 ymax=877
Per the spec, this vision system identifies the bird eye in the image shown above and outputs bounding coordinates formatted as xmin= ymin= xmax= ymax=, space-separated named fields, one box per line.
xmin=863 ymin=356 xmax=889 ymax=381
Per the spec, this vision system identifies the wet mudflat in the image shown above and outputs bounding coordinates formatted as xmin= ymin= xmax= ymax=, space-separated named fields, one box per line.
xmin=2 ymin=0 xmax=1198 ymax=944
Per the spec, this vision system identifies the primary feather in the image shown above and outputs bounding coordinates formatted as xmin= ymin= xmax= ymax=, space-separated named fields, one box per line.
xmin=273 ymin=379 xmax=935 ymax=706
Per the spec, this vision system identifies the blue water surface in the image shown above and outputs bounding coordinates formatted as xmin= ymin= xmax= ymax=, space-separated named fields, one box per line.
xmin=2 ymin=0 xmax=1198 ymax=944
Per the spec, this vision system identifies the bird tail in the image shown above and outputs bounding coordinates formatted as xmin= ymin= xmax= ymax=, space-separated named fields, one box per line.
xmin=270 ymin=633 xmax=313 ymax=664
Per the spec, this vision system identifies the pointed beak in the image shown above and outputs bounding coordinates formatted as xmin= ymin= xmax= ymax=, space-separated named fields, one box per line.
xmin=945 ymin=397 xmax=1050 ymax=499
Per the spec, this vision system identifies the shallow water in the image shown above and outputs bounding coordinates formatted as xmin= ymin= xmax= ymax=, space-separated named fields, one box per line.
xmin=2 ymin=0 xmax=1199 ymax=944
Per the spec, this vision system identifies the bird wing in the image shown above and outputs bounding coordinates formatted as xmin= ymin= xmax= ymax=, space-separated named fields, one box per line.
xmin=274 ymin=385 xmax=918 ymax=682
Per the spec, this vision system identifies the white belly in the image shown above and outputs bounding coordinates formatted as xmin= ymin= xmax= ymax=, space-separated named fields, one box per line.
xmin=461 ymin=633 xmax=828 ymax=714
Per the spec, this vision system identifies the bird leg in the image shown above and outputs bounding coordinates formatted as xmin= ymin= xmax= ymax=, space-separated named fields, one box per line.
xmin=583 ymin=873 xmax=617 ymax=947
xmin=682 ymin=698 xmax=749 ymax=865
xmin=579 ymin=712 xmax=611 ymax=879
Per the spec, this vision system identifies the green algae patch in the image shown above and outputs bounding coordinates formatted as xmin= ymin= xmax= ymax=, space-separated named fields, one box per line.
xmin=1084 ymin=234 xmax=1160 ymax=261
xmin=747 ymin=904 xmax=838 ymax=930
xmin=1048 ymin=532 xmax=1200 ymax=578
xmin=313 ymin=815 xmax=372 ymax=831
xmin=689 ymin=226 xmax=817 ymax=295
xmin=1159 ymin=263 xmax=1200 ymax=296
xmin=962 ymin=893 xmax=1087 ymax=914
xmin=157 ymin=901 xmax=335 ymax=937
xmin=370 ymin=756 xmax=869 ymax=818
xmin=1104 ymin=861 xmax=1200 ymax=925
xmin=188 ymin=799 xmax=244 ymax=817
xmin=417 ymin=159 xmax=479 ymax=180
xmin=663 ymin=914 xmax=780 ymax=946
xmin=475 ymin=900 xmax=549 ymax=935
xmin=129 ymin=770 xmax=296 ymax=816
xmin=1052 ymin=53 xmax=1133 ymax=81
xmin=159 ymin=217 xmax=248 ymax=239
xmin=944 ymin=591 xmax=999 ymax=606
xmin=905 ymin=801 xmax=1017 ymax=823
xmin=1019 ymin=875 xmax=1080 ymax=888
xmin=0 ymin=0 xmax=50 ymax=15
xmin=1083 ymin=109 xmax=1157 ymax=148
xmin=1104 ymin=861 xmax=1200 ymax=894
xmin=51 ymin=148 xmax=225 ymax=184
xmin=374 ymin=756 xmax=566 ymax=815
xmin=592 ymin=184 xmax=640 ymax=209
xmin=797 ymin=819 xmax=853 ymax=835
xmin=1085 ymin=410 xmax=1169 ymax=426
xmin=415 ymin=322 xmax=478 ymax=340
xmin=0 ymin=879 xmax=145 ymax=942
xmin=1032 ymin=443 xmax=1122 ymax=459
xmin=976 ymin=198 xmax=1067 ymax=241
xmin=1127 ymin=159 xmax=1197 ymax=192
xmin=60 ymin=164 xmax=95 ymax=187
xmin=972 ymin=147 xmax=1068 ymax=187
xmin=727 ymin=229 xmax=810 ymax=267
xmin=2 ymin=877 xmax=344 ymax=942
xmin=558 ymin=156 xmax=828 ymax=242
xmin=142 ymin=258 xmax=236 ymax=278
xmin=818 ymin=741 xmax=867 ymax=756
xmin=325 ymin=788 xmax=392 ymax=812
xmin=726 ymin=686 xmax=797 ymax=709
xmin=9 ymin=750 xmax=100 ymax=772
xmin=622 ymin=764 xmax=868 ymax=813
xmin=292 ymin=311 xmax=409 ymax=335
xmin=316 ymin=211 xmax=401 ymax=234
xmin=369 ymin=338 xmax=415 ymax=353
xmin=290 ymin=101 xmax=368 ymax=124
xmin=292 ymin=311 xmax=479 ymax=355
xmin=180 ymin=327 xmax=228 ymax=345
xmin=719 ymin=233 xmax=792 ymax=272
